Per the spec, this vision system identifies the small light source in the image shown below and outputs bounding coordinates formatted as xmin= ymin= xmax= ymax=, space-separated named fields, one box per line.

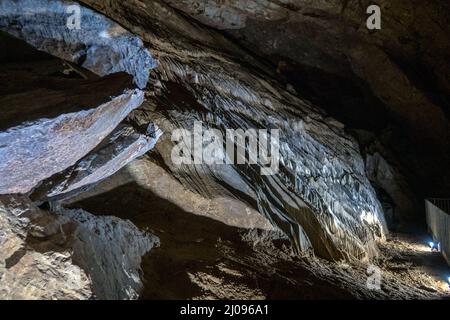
xmin=429 ymin=241 xmax=440 ymax=252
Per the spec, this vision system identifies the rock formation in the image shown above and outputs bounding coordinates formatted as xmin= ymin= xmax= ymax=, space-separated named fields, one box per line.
xmin=0 ymin=195 xmax=159 ymax=299
xmin=0 ymin=0 xmax=162 ymax=299
xmin=0 ymin=0 xmax=156 ymax=88
xmin=0 ymin=0 xmax=449 ymax=300
xmin=77 ymin=0 xmax=390 ymax=262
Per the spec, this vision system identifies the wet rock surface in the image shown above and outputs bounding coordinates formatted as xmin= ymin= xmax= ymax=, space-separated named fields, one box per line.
xmin=0 ymin=30 xmax=160 ymax=196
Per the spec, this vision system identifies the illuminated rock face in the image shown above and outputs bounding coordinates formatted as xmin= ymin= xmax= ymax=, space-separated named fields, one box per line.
xmin=0 ymin=0 xmax=156 ymax=88
xmin=32 ymin=124 xmax=163 ymax=200
xmin=1 ymin=0 xmax=388 ymax=262
xmin=78 ymin=0 xmax=388 ymax=261
xmin=0 ymin=89 xmax=145 ymax=194
xmin=3 ymin=0 xmax=448 ymax=300
xmin=0 ymin=1 xmax=163 ymax=300
xmin=0 ymin=0 xmax=161 ymax=195
xmin=159 ymin=0 xmax=450 ymax=207
xmin=0 ymin=195 xmax=159 ymax=300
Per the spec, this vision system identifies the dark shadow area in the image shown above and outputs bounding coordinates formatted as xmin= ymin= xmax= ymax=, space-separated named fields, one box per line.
xmin=0 ymin=31 xmax=50 ymax=63
xmin=281 ymin=58 xmax=450 ymax=227
xmin=279 ymin=61 xmax=391 ymax=133
xmin=0 ymin=31 xmax=134 ymax=131
xmin=69 ymin=182 xmax=355 ymax=299
xmin=154 ymin=80 xmax=209 ymax=114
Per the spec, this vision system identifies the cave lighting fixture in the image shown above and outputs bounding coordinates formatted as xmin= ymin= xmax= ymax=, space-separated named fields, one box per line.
xmin=428 ymin=241 xmax=440 ymax=252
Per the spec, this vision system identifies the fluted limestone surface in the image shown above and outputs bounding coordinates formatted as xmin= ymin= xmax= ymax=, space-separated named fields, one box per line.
xmin=78 ymin=0 xmax=388 ymax=260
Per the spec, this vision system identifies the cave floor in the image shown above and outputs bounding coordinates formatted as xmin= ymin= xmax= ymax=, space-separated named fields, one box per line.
xmin=64 ymin=160 xmax=450 ymax=300
xmin=376 ymin=233 xmax=450 ymax=298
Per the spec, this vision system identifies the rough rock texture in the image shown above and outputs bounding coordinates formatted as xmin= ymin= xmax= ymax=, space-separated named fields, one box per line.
xmin=0 ymin=195 xmax=92 ymax=300
xmin=0 ymin=2 xmax=389 ymax=261
xmin=31 ymin=124 xmax=162 ymax=201
xmin=0 ymin=88 xmax=145 ymax=194
xmin=347 ymin=128 xmax=424 ymax=228
xmin=58 ymin=207 xmax=160 ymax=299
xmin=0 ymin=30 xmax=162 ymax=196
xmin=366 ymin=152 xmax=417 ymax=227
xmin=0 ymin=0 xmax=156 ymax=88
xmin=0 ymin=23 xmax=162 ymax=299
xmin=64 ymin=159 xmax=450 ymax=299
xmin=63 ymin=157 xmax=281 ymax=233
xmin=1 ymin=0 xmax=448 ymax=300
xmin=160 ymin=0 xmax=450 ymax=210
xmin=79 ymin=0 xmax=387 ymax=261
xmin=0 ymin=195 xmax=159 ymax=299
xmin=0 ymin=34 xmax=135 ymax=132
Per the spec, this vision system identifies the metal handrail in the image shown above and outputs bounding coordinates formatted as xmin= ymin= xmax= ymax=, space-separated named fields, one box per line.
xmin=425 ymin=199 xmax=450 ymax=266
xmin=426 ymin=198 xmax=450 ymax=215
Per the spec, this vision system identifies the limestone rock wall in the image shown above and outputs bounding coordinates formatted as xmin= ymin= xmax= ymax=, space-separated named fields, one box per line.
xmin=160 ymin=0 xmax=450 ymax=201
xmin=0 ymin=195 xmax=159 ymax=299
xmin=0 ymin=0 xmax=156 ymax=88
xmin=0 ymin=89 xmax=145 ymax=194
xmin=79 ymin=0 xmax=388 ymax=261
